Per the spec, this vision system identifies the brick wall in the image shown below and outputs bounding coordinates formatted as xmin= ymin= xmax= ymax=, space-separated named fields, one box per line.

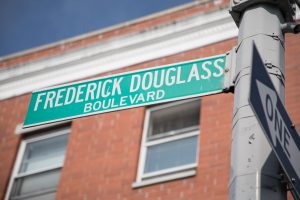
xmin=0 ymin=1 xmax=299 ymax=200
xmin=285 ymin=34 xmax=300 ymax=200
xmin=0 ymin=95 xmax=29 ymax=199
xmin=285 ymin=34 xmax=300 ymax=130
xmin=54 ymin=39 xmax=236 ymax=200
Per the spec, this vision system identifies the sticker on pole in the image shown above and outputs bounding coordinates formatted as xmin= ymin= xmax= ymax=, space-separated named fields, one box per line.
xmin=249 ymin=44 xmax=300 ymax=199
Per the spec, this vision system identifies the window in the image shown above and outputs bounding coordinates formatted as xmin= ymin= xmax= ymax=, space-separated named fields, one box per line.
xmin=6 ymin=126 xmax=69 ymax=200
xmin=133 ymin=99 xmax=200 ymax=187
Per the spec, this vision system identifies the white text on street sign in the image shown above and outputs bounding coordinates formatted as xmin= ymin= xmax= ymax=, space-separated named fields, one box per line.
xmin=24 ymin=55 xmax=227 ymax=127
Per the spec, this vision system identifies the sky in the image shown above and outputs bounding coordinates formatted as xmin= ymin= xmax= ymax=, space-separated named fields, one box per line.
xmin=0 ymin=0 xmax=192 ymax=57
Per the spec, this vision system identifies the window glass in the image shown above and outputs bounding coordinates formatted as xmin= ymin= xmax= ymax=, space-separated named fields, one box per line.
xmin=12 ymin=169 xmax=60 ymax=198
xmin=136 ymin=99 xmax=200 ymax=184
xmin=149 ymin=100 xmax=200 ymax=136
xmin=8 ymin=128 xmax=69 ymax=200
xmin=19 ymin=193 xmax=55 ymax=200
xmin=144 ymin=135 xmax=198 ymax=173
xmin=19 ymin=134 xmax=68 ymax=173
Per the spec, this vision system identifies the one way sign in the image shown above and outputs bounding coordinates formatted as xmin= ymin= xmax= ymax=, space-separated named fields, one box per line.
xmin=249 ymin=44 xmax=300 ymax=198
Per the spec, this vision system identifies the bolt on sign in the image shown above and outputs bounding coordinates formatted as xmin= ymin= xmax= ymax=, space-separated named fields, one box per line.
xmin=24 ymin=55 xmax=226 ymax=128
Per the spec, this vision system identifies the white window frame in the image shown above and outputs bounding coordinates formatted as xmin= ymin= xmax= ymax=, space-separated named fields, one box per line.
xmin=133 ymin=98 xmax=200 ymax=188
xmin=5 ymin=126 xmax=70 ymax=200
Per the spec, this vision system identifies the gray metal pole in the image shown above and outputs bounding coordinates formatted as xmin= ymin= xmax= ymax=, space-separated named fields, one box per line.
xmin=229 ymin=2 xmax=291 ymax=200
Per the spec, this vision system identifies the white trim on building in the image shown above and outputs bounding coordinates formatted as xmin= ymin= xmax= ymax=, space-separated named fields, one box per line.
xmin=5 ymin=127 xmax=70 ymax=200
xmin=0 ymin=0 xmax=212 ymax=62
xmin=0 ymin=8 xmax=237 ymax=101
xmin=133 ymin=98 xmax=200 ymax=187
xmin=0 ymin=5 xmax=299 ymax=101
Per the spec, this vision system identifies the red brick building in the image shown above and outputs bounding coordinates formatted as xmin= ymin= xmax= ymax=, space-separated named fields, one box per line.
xmin=0 ymin=0 xmax=299 ymax=199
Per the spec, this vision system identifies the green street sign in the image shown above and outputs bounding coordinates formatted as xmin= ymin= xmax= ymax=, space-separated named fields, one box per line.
xmin=24 ymin=55 xmax=227 ymax=127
